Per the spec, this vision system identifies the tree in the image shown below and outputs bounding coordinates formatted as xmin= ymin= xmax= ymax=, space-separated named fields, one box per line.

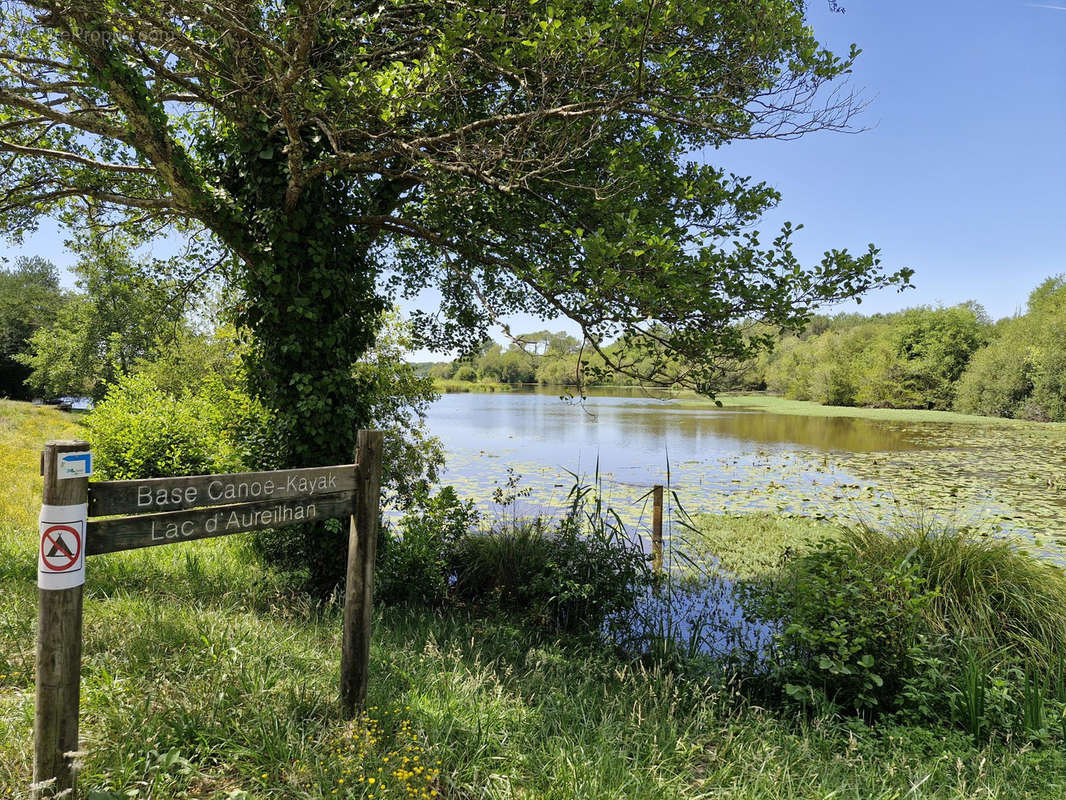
xmin=0 ymin=255 xmax=64 ymax=398
xmin=18 ymin=236 xmax=187 ymax=400
xmin=0 ymin=1 xmax=911 ymax=587
xmin=956 ymin=276 xmax=1066 ymax=422
xmin=889 ymin=304 xmax=989 ymax=410
xmin=762 ymin=305 xmax=990 ymax=410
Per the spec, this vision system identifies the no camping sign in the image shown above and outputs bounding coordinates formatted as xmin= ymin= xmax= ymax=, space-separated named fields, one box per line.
xmin=38 ymin=503 xmax=86 ymax=590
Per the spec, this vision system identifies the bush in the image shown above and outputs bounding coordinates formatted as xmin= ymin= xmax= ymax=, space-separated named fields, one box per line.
xmin=742 ymin=522 xmax=1066 ymax=735
xmin=86 ymin=372 xmax=270 ymax=479
xmin=375 ymin=487 xmax=478 ymax=607
xmin=744 ymin=538 xmax=936 ymax=714
xmin=453 ymin=365 xmax=477 ymax=382
xmin=843 ymin=524 xmax=1066 ymax=672
xmin=452 ymin=483 xmax=652 ymax=635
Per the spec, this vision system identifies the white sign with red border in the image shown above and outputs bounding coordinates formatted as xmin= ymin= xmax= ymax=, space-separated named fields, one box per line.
xmin=38 ymin=503 xmax=87 ymax=590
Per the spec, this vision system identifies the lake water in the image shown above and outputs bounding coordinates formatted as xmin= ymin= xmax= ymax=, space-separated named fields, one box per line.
xmin=426 ymin=388 xmax=1066 ymax=553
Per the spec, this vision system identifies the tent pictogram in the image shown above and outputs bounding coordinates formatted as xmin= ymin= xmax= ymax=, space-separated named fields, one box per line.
xmin=40 ymin=524 xmax=82 ymax=572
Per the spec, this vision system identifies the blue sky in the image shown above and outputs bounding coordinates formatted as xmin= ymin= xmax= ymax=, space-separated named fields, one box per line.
xmin=710 ymin=0 xmax=1066 ymax=321
xmin=5 ymin=1 xmax=1065 ymax=356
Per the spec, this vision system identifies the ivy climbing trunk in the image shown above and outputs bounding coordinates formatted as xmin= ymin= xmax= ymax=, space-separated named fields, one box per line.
xmin=220 ymin=141 xmax=386 ymax=592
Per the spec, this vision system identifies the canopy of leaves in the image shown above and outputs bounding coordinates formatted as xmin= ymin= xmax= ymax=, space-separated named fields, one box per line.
xmin=762 ymin=304 xmax=992 ymax=410
xmin=17 ymin=236 xmax=191 ymax=400
xmin=955 ymin=276 xmax=1066 ymax=422
xmin=0 ymin=0 xmax=912 ymax=399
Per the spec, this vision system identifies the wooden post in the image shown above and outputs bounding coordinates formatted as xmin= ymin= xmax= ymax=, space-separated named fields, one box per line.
xmin=651 ymin=484 xmax=664 ymax=575
xmin=33 ymin=441 xmax=90 ymax=799
xmin=340 ymin=430 xmax=383 ymax=717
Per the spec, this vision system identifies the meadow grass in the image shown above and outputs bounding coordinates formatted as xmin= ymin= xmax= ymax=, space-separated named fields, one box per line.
xmin=4 ymin=401 xmax=1066 ymax=798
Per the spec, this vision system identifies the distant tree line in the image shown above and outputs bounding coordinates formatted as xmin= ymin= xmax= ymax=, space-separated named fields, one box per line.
xmin=431 ymin=276 xmax=1066 ymax=422
xmin=760 ymin=304 xmax=991 ymax=410
xmin=0 ymin=237 xmax=204 ymax=402
xmin=759 ymin=276 xmax=1066 ymax=421
xmin=429 ymin=328 xmax=759 ymax=390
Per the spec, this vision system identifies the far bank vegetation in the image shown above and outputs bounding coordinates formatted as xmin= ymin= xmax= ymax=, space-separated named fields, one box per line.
xmin=431 ymin=275 xmax=1066 ymax=422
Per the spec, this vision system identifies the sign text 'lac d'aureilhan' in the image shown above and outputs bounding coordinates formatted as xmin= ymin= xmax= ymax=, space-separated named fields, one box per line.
xmin=85 ymin=464 xmax=357 ymax=556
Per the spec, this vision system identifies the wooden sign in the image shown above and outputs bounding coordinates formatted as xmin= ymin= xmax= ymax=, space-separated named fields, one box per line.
xmin=88 ymin=464 xmax=356 ymax=516
xmin=86 ymin=492 xmax=355 ymax=555
xmin=32 ymin=434 xmax=383 ymax=800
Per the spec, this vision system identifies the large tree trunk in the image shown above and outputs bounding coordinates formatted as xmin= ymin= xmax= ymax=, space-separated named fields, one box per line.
xmin=229 ymin=164 xmax=386 ymax=592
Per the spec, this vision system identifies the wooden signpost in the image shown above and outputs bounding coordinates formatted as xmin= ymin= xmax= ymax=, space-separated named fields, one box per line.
xmin=32 ymin=432 xmax=383 ymax=799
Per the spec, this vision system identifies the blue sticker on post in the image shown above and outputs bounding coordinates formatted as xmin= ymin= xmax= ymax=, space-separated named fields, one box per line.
xmin=57 ymin=451 xmax=92 ymax=480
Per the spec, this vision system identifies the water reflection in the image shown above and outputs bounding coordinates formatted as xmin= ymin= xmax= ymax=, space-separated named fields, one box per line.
xmin=428 ymin=389 xmax=921 ymax=479
xmin=426 ymin=387 xmax=1066 ymax=559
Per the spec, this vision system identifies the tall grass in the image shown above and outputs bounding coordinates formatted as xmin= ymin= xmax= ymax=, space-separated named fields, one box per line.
xmin=5 ymin=401 xmax=1066 ymax=797
xmin=0 ymin=401 xmax=84 ymax=538
xmin=451 ymin=468 xmax=651 ymax=636
xmin=840 ymin=522 xmax=1066 ymax=672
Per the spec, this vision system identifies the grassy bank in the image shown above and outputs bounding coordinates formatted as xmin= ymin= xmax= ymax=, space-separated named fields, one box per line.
xmin=4 ymin=401 xmax=1066 ymax=798
xmin=703 ymin=393 xmax=1066 ymax=427
xmin=432 ymin=379 xmax=517 ymax=393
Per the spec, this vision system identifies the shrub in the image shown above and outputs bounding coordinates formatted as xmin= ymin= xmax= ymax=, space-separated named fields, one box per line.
xmin=842 ymin=524 xmax=1066 ymax=673
xmin=452 ymin=365 xmax=477 ymax=382
xmin=743 ymin=538 xmax=936 ymax=714
xmin=86 ymin=372 xmax=269 ymax=479
xmin=375 ymin=487 xmax=478 ymax=607
xmin=743 ymin=522 xmax=1066 ymax=734
xmin=452 ymin=482 xmax=652 ymax=635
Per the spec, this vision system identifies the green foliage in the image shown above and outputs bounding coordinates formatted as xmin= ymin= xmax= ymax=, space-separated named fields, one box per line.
xmin=744 ymin=522 xmax=1066 ymax=737
xmin=377 ymin=473 xmax=652 ymax=638
xmin=452 ymin=480 xmax=653 ymax=636
xmin=534 ymin=353 xmax=584 ymax=386
xmin=944 ymin=645 xmax=985 ymax=740
xmin=890 ymin=304 xmax=991 ymax=409
xmin=376 ymin=487 xmax=478 ymax=607
xmin=17 ymin=237 xmax=189 ymax=401
xmin=952 ymin=340 xmax=1031 ymax=418
xmin=250 ymin=311 xmax=444 ymax=592
xmin=0 ymin=256 xmax=65 ymax=399
xmin=763 ymin=304 xmax=990 ymax=410
xmin=431 ymin=329 xmax=770 ymax=390
xmin=131 ymin=324 xmax=247 ymax=398
xmin=86 ymin=371 xmax=270 ymax=479
xmin=956 ymin=276 xmax=1066 ymax=421
xmin=841 ymin=524 xmax=1066 ymax=675
xmin=744 ymin=539 xmax=936 ymax=713
xmin=351 ymin=311 xmax=445 ymax=510
xmin=452 ymin=365 xmax=477 ymax=382
xmin=475 ymin=341 xmax=539 ymax=384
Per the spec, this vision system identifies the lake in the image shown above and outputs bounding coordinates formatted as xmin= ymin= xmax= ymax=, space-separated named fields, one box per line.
xmin=426 ymin=388 xmax=1066 ymax=556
